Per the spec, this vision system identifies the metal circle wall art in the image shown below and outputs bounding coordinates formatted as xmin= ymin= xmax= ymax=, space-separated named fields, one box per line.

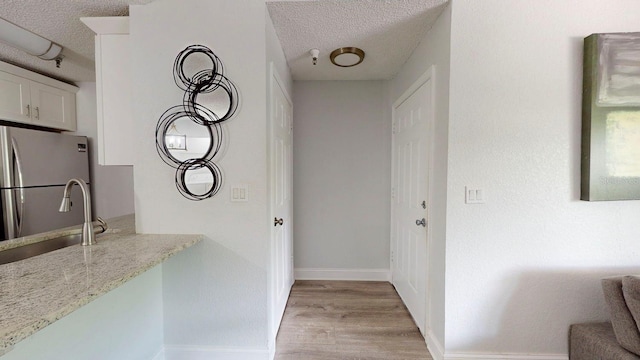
xmin=156 ymin=45 xmax=239 ymax=200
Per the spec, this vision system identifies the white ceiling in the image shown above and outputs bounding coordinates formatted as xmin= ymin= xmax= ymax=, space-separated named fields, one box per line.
xmin=0 ymin=0 xmax=152 ymax=84
xmin=267 ymin=0 xmax=448 ymax=80
xmin=0 ymin=0 xmax=448 ymax=84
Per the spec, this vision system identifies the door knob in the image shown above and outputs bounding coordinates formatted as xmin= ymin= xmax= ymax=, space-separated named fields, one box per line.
xmin=416 ymin=218 xmax=426 ymax=227
xmin=274 ymin=217 xmax=284 ymax=226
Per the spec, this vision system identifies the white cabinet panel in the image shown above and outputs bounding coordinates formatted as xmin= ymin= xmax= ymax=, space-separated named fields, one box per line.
xmin=82 ymin=17 xmax=133 ymax=166
xmin=96 ymin=34 xmax=133 ymax=165
xmin=0 ymin=71 xmax=31 ymax=124
xmin=30 ymin=81 xmax=76 ymax=131
xmin=0 ymin=62 xmax=77 ymax=131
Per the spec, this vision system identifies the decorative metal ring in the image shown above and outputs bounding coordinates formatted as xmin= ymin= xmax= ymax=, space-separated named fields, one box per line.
xmin=155 ymin=106 xmax=221 ymax=168
xmin=183 ymin=74 xmax=239 ymax=125
xmin=175 ymin=159 xmax=222 ymax=200
xmin=173 ymin=45 xmax=223 ymax=91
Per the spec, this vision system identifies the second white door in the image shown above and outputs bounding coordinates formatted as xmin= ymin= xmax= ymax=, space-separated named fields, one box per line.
xmin=391 ymin=71 xmax=433 ymax=335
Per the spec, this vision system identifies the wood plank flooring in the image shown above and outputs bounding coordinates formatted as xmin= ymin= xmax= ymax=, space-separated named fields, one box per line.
xmin=275 ymin=281 xmax=433 ymax=360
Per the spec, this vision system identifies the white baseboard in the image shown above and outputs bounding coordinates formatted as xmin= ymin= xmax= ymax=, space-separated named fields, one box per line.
xmin=424 ymin=334 xmax=567 ymax=360
xmin=151 ymin=347 xmax=165 ymax=360
xmin=444 ymin=353 xmax=568 ymax=360
xmin=162 ymin=345 xmax=269 ymax=360
xmin=426 ymin=330 xmax=445 ymax=360
xmin=294 ymin=268 xmax=391 ymax=281
xmin=269 ymin=344 xmax=276 ymax=360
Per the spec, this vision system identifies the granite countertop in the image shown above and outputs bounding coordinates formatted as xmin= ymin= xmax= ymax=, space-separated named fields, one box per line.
xmin=0 ymin=214 xmax=202 ymax=355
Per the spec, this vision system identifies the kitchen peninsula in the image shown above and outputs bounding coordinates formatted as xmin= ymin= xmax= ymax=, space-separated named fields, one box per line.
xmin=0 ymin=214 xmax=202 ymax=356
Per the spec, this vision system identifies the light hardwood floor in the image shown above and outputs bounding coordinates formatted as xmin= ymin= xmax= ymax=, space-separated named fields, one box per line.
xmin=275 ymin=280 xmax=433 ymax=360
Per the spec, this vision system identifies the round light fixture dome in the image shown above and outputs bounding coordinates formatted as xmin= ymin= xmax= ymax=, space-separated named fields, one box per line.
xmin=330 ymin=47 xmax=365 ymax=67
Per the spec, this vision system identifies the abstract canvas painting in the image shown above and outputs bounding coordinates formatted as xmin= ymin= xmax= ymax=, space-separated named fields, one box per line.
xmin=581 ymin=32 xmax=640 ymax=201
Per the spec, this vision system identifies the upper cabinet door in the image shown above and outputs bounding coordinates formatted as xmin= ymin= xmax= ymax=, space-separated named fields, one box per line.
xmin=29 ymin=81 xmax=77 ymax=131
xmin=81 ymin=17 xmax=132 ymax=165
xmin=0 ymin=71 xmax=31 ymax=124
xmin=97 ymin=34 xmax=133 ymax=165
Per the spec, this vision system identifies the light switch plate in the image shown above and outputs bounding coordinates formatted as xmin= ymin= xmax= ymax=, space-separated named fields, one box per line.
xmin=465 ymin=186 xmax=485 ymax=204
xmin=231 ymin=184 xmax=249 ymax=202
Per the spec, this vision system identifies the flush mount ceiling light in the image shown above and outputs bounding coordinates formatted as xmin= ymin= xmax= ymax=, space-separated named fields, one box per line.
xmin=0 ymin=17 xmax=64 ymax=67
xmin=330 ymin=47 xmax=365 ymax=68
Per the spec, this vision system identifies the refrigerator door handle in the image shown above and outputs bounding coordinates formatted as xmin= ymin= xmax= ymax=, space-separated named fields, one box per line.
xmin=11 ymin=137 xmax=25 ymax=237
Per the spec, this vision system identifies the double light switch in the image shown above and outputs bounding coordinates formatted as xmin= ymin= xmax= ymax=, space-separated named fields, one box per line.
xmin=465 ymin=186 xmax=485 ymax=204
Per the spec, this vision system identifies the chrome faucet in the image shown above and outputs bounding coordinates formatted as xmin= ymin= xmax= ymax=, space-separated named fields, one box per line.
xmin=59 ymin=178 xmax=95 ymax=246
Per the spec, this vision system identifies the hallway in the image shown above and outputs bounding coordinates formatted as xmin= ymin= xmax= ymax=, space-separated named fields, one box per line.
xmin=274 ymin=281 xmax=432 ymax=360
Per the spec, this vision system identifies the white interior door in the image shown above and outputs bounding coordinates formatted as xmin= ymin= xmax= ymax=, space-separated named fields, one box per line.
xmin=391 ymin=71 xmax=433 ymax=335
xmin=269 ymin=65 xmax=294 ymax=339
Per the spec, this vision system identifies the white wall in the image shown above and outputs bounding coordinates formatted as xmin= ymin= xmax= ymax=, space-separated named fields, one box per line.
xmin=74 ymin=82 xmax=135 ymax=219
xmin=266 ymin=11 xmax=292 ymax=98
xmin=390 ymin=3 xmax=451 ymax=350
xmin=445 ymin=0 xmax=640 ymax=356
xmin=1 ymin=266 xmax=163 ymax=360
xmin=293 ymin=81 xmax=391 ymax=275
xmin=130 ymin=0 xmax=270 ymax=356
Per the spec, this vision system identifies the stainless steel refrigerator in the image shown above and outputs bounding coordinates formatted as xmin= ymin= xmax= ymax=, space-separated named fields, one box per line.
xmin=0 ymin=125 xmax=90 ymax=241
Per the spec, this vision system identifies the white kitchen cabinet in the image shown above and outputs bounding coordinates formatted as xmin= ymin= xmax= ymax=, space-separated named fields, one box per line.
xmin=0 ymin=63 xmax=77 ymax=131
xmin=81 ymin=17 xmax=133 ymax=166
xmin=0 ymin=71 xmax=30 ymax=123
xmin=29 ymin=81 xmax=76 ymax=130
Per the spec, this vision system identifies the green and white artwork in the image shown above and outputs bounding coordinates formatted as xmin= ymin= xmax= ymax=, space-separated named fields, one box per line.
xmin=581 ymin=32 xmax=640 ymax=201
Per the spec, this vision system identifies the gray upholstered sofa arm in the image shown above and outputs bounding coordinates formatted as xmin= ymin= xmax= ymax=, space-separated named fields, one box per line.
xmin=570 ymin=322 xmax=640 ymax=360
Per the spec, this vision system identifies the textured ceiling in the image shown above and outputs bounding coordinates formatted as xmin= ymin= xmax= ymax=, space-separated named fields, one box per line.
xmin=0 ymin=0 xmax=448 ymax=84
xmin=267 ymin=0 xmax=448 ymax=81
xmin=0 ymin=0 xmax=153 ymax=84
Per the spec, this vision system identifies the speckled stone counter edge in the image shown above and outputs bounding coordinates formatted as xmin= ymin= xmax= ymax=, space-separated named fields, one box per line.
xmin=0 ymin=215 xmax=202 ymax=355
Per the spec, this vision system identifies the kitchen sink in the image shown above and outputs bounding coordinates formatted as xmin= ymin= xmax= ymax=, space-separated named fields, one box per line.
xmin=0 ymin=234 xmax=83 ymax=265
xmin=0 ymin=219 xmax=108 ymax=266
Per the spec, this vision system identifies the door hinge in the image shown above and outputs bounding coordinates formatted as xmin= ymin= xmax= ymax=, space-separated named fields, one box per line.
xmin=392 ymin=122 xmax=397 ymax=134
xmin=391 ymin=187 xmax=395 ymax=199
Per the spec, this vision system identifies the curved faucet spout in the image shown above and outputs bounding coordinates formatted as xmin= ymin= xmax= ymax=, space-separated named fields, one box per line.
xmin=59 ymin=178 xmax=95 ymax=246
